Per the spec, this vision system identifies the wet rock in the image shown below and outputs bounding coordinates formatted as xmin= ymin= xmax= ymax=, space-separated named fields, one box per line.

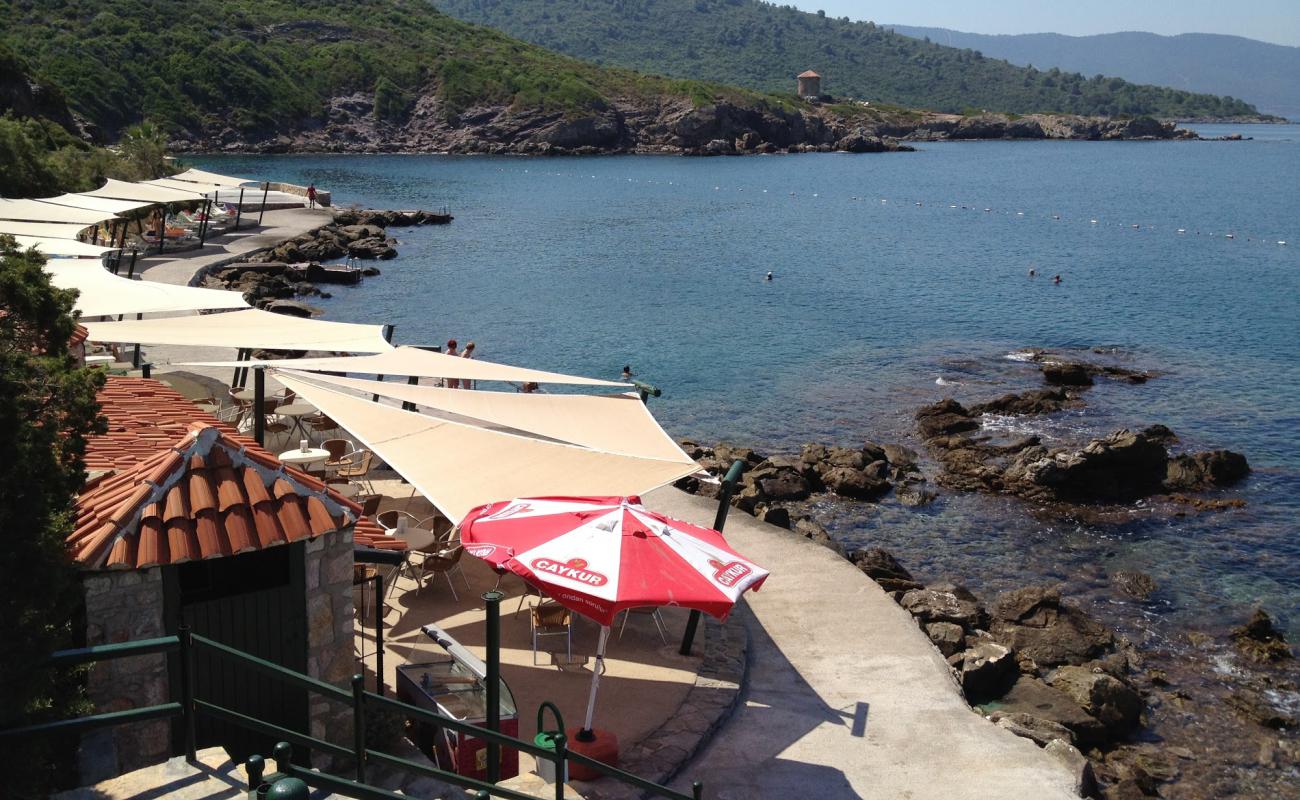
xmin=822 ymin=466 xmax=890 ymax=500
xmin=916 ymin=399 xmax=980 ymax=440
xmin=747 ymin=463 xmax=812 ymax=502
xmin=987 ymin=711 xmax=1075 ymax=746
xmin=901 ymin=586 xmax=984 ymax=628
xmin=926 ymin=622 xmax=965 ymax=658
xmin=993 ymin=675 xmax=1108 ymax=746
xmin=1003 ymin=427 xmax=1171 ymax=503
xmin=1227 ymin=685 xmax=1299 ymax=729
xmin=759 ymin=505 xmax=791 ymax=530
xmin=990 ymin=586 xmax=1115 ymax=667
xmin=1164 ymin=450 xmax=1250 ymax=491
xmin=1043 ymin=739 xmax=1098 ymax=797
xmin=263 ymin=299 xmax=321 ymax=317
xmin=894 ymin=480 xmax=937 ymax=507
xmin=960 ymin=640 xmax=1018 ymax=701
xmin=792 ymin=518 xmax=843 ymax=555
xmin=1042 ymin=362 xmax=1094 ymax=386
xmin=849 ymin=548 xmax=921 ymax=596
xmin=1048 ymin=666 xmax=1143 ymax=736
xmin=970 ymin=388 xmax=1075 ymax=416
xmin=1112 ymin=571 xmax=1158 ymax=601
xmin=881 ymin=443 xmax=918 ymax=470
xmin=1231 ymin=609 xmax=1293 ymax=663
xmin=714 ymin=442 xmax=766 ymax=468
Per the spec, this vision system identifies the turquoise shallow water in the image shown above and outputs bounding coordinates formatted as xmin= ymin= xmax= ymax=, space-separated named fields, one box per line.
xmin=193 ymin=127 xmax=1300 ymax=644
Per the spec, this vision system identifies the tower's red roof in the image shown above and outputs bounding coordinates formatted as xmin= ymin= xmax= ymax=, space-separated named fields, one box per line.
xmin=798 ymin=70 xmax=821 ymax=78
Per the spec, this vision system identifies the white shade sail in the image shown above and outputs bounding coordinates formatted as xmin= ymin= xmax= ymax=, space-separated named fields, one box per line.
xmin=83 ymin=178 xmax=205 ymax=204
xmin=276 ymin=371 xmax=695 ymax=463
xmin=146 ymin=178 xmax=250 ymax=195
xmin=0 ymin=220 xmax=94 ymax=239
xmin=83 ymin=308 xmax=394 ymax=353
xmin=181 ymin=345 xmax=631 ymax=387
xmin=39 ymin=193 xmax=156 ymax=216
xmin=275 ymin=372 xmax=699 ymax=524
xmin=44 ymin=261 xmax=249 ymax=317
xmin=0 ymin=199 xmax=116 ymax=225
xmin=7 ymin=236 xmax=119 ymax=257
xmin=171 ymin=168 xmax=256 ymax=186
xmin=146 ymin=179 xmax=304 ymax=206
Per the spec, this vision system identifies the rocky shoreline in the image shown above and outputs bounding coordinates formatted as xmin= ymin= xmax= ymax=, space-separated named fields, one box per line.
xmin=201 ymin=208 xmax=451 ymax=314
xmin=674 ymin=348 xmax=1296 ymax=798
xmin=170 ymin=94 xmax=1200 ymax=157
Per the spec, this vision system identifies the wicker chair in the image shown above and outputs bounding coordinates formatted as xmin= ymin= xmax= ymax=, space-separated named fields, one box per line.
xmin=334 ymin=449 xmax=376 ymax=494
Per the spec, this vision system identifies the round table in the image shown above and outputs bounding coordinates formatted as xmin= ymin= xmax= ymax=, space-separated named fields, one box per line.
xmin=279 ymin=447 xmax=329 ymax=470
xmin=388 ymin=526 xmax=437 ymax=552
xmin=232 ymin=389 xmax=256 ymax=402
xmin=275 ymin=403 xmax=318 ymax=442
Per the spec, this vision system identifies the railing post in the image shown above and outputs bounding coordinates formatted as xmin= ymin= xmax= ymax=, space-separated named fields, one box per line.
xmin=253 ymin=367 xmax=265 ymax=446
xmin=553 ymin=731 xmax=567 ymax=800
xmin=245 ymin=754 xmax=265 ymax=790
xmin=693 ymin=780 xmax=704 ymax=799
xmin=178 ymin=624 xmax=196 ymax=761
xmin=681 ymin=459 xmax=746 ymax=655
xmin=483 ymin=589 xmax=503 ymax=784
xmin=374 ymin=573 xmax=385 ymax=696
xmin=351 ymin=674 xmax=367 ymax=783
xmin=273 ymin=741 xmax=293 ymax=775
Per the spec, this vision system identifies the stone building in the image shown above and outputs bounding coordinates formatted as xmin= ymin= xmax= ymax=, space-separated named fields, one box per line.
xmin=71 ymin=377 xmax=371 ymax=782
xmin=797 ymin=70 xmax=822 ymax=98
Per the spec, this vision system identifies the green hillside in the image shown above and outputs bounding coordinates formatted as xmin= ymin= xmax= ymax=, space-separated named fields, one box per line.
xmin=434 ymin=0 xmax=1263 ymax=119
xmin=0 ymin=0 xmax=777 ymax=139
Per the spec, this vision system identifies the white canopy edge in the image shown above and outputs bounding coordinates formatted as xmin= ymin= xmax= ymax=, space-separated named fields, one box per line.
xmin=44 ymin=260 xmax=250 ymax=317
xmin=82 ymin=308 xmax=394 ymax=353
xmin=276 ymin=370 xmax=694 ymax=464
xmin=179 ymin=344 xmax=632 ymax=387
xmin=275 ymin=372 xmax=698 ymax=524
xmin=172 ymin=168 xmax=257 ymax=187
xmin=0 ymin=199 xmax=117 ymax=225
xmin=39 ymin=193 xmax=156 ymax=215
xmin=83 ymin=178 xmax=205 ymax=204
xmin=146 ymin=178 xmax=251 ymax=195
xmin=0 ymin=220 xmax=94 ymax=239
xmin=8 ymin=236 xmax=119 ymax=257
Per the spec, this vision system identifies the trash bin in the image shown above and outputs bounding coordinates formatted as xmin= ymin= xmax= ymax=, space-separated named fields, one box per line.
xmin=533 ymin=731 xmax=567 ymax=785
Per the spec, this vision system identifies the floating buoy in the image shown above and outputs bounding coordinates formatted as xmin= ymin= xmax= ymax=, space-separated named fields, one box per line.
xmin=1177 ymin=229 xmax=1186 ymax=234
xmin=1225 ymin=233 xmax=1234 ymax=239
xmin=1052 ymin=214 xmax=1061 ymax=220
xmin=1132 ymin=224 xmax=1140 ymax=229
xmin=916 ymin=202 xmax=922 ymax=206
xmin=984 ymin=208 xmax=991 ymax=212
xmin=1090 ymin=219 xmax=1098 ymax=224
xmin=1017 ymin=211 xmax=1024 ymax=216
xmin=813 ymin=193 xmax=819 ymax=197
xmin=950 ymin=204 xmax=957 ymax=208
xmin=1280 ymin=241 xmax=1288 ymax=246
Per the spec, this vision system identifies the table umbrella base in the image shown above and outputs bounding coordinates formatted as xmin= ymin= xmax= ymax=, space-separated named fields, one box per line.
xmin=565 ymin=727 xmax=619 ymax=781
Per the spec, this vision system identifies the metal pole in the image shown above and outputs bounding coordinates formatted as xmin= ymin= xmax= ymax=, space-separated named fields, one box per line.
xmin=178 ymin=623 xmax=196 ymax=761
xmin=199 ymin=199 xmax=212 ymax=246
xmin=373 ymin=325 xmax=395 ymax=402
xmin=483 ymin=590 xmax=503 ymax=783
xmin=374 ymin=573 xmax=384 ymax=696
xmin=680 ymin=459 xmax=746 ymax=655
xmin=141 ymin=362 xmax=151 ymax=379
xmin=351 ymin=674 xmax=366 ymax=783
xmin=233 ymin=188 xmax=245 ymax=231
xmin=553 ymin=733 xmax=567 ymax=800
xmin=126 ymin=249 xmax=138 ymax=278
xmin=258 ymin=181 xmax=269 ymax=225
xmin=253 ymin=367 xmax=265 ymax=446
xmin=402 ymin=375 xmax=418 ymax=411
xmin=157 ymin=207 xmax=165 ymax=254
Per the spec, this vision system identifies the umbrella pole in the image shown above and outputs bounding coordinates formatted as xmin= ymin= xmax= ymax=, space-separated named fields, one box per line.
xmin=579 ymin=625 xmax=611 ymax=741
xmin=680 ymin=458 xmax=747 ymax=655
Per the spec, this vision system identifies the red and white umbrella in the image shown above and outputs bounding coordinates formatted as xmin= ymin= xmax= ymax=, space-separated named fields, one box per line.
xmin=458 ymin=495 xmax=768 ymax=734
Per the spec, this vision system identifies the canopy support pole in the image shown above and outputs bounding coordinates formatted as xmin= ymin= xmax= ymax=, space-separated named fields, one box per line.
xmin=258 ymin=182 xmax=269 ymax=225
xmin=253 ymin=367 xmax=266 ymax=446
xmin=484 ymin=590 xmax=503 ymax=783
xmin=402 ymin=375 xmax=418 ymax=411
xmin=199 ymin=199 xmax=212 ymax=246
xmin=156 ymin=208 xmax=165 ymax=255
xmin=233 ymin=188 xmax=245 ymax=231
xmin=680 ymin=458 xmax=746 ymax=656
xmin=579 ymin=625 xmax=611 ymax=740
xmin=372 ymin=325 xmax=395 ymax=402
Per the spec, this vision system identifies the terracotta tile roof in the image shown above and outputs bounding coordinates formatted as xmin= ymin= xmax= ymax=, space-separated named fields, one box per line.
xmin=353 ymin=516 xmax=407 ymax=551
xmin=70 ymin=324 xmax=89 ymax=347
xmin=798 ymin=70 xmax=821 ymax=78
xmin=74 ymin=377 xmax=363 ymax=570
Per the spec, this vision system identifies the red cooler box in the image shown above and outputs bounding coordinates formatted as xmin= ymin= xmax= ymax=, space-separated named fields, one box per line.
xmin=396 ymin=655 xmax=519 ymax=781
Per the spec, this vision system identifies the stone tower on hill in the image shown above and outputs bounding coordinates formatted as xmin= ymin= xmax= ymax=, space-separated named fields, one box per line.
xmin=797 ymin=70 xmax=822 ymax=98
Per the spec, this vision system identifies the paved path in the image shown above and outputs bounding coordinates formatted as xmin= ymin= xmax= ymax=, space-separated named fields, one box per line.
xmin=643 ymin=486 xmax=1080 ymax=800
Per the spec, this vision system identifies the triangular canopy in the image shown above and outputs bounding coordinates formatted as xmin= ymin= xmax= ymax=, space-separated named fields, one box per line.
xmin=0 ymin=199 xmax=116 ymax=225
xmin=8 ymin=236 xmax=119 ymax=257
xmin=171 ymin=168 xmax=257 ymax=186
xmin=181 ymin=345 xmax=630 ymax=388
xmin=275 ymin=372 xmax=699 ymax=524
xmin=44 ymin=260 xmax=250 ymax=317
xmin=145 ymin=178 xmax=304 ymax=206
xmin=83 ymin=308 xmax=394 ymax=353
xmin=275 ymin=371 xmax=694 ymax=463
xmin=83 ymin=178 xmax=205 ymax=204
xmin=0 ymin=220 xmax=95 ymax=239
xmin=38 ymin=193 xmax=156 ymax=215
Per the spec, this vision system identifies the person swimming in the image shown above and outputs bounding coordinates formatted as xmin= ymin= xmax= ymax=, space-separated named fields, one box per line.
xmin=765 ymin=271 xmax=774 ymax=281
xmin=1053 ymin=274 xmax=1062 ymax=284
xmin=1028 ymin=268 xmax=1036 ymax=277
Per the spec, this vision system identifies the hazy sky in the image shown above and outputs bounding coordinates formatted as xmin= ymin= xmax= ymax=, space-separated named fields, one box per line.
xmin=788 ymin=1 xmax=1300 ymax=47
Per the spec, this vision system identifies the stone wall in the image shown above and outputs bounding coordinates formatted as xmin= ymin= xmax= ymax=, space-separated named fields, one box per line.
xmin=306 ymin=527 xmax=357 ymax=767
xmin=78 ymin=568 xmax=169 ymax=783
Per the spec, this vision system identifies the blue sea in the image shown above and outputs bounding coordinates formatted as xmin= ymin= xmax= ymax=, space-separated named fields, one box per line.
xmin=194 ymin=126 xmax=1298 ymax=786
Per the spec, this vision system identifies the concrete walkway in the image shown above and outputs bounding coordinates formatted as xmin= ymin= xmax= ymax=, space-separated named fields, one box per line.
xmin=643 ymin=486 xmax=1080 ymax=800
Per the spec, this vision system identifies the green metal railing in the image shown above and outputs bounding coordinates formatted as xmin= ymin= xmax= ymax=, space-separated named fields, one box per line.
xmin=0 ymin=625 xmax=704 ymax=800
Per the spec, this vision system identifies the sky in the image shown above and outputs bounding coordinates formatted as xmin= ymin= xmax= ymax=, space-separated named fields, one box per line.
xmin=787 ymin=1 xmax=1300 ymax=47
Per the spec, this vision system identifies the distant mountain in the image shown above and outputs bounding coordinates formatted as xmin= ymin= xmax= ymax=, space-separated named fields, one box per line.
xmin=434 ymin=0 xmax=1267 ymax=120
xmin=885 ymin=26 xmax=1300 ymax=121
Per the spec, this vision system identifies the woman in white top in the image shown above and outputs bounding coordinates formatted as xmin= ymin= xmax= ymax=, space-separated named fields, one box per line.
xmin=445 ymin=339 xmax=460 ymax=389
xmin=461 ymin=341 xmax=476 ymax=389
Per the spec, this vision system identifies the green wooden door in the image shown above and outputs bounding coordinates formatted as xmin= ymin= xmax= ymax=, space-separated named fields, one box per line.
xmin=165 ymin=544 xmax=308 ymax=762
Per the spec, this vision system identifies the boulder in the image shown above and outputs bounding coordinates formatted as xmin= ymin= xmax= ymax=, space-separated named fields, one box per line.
xmin=1043 ymin=739 xmax=1098 ymax=797
xmin=881 ymin=443 xmax=919 ymax=470
xmin=987 ymin=711 xmax=1075 ymax=746
xmin=990 ymin=586 xmax=1114 ymax=667
xmin=970 ymin=388 xmax=1074 ymax=416
xmin=1042 ymin=362 xmax=1094 ymax=386
xmin=822 ymin=466 xmax=890 ymax=500
xmin=916 ymin=399 xmax=979 ymax=440
xmin=1231 ymin=609 xmax=1293 ymax=663
xmin=960 ymin=641 xmax=1018 ymax=700
xmin=926 ymin=622 xmax=966 ymax=658
xmin=834 ymin=129 xmax=887 ymax=153
xmin=894 ymin=480 xmax=937 ymax=507
xmin=759 ymin=505 xmax=791 ymax=530
xmin=1048 ymin=666 xmax=1143 ymax=736
xmin=792 ymin=518 xmax=843 ymax=555
xmin=849 ymin=548 xmax=921 ymax=596
xmin=748 ymin=464 xmax=812 ymax=502
xmin=1164 ymin=450 xmax=1250 ymax=491
xmin=1112 ymin=570 xmax=1158 ymax=601
xmin=263 ymin=299 xmax=321 ymax=318
xmin=900 ymin=586 xmax=984 ymax=628
xmin=1003 ymin=427 xmax=1170 ymax=502
xmin=992 ymin=675 xmax=1108 ymax=747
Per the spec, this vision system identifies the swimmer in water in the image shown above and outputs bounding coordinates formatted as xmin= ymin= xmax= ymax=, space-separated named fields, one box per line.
xmin=1028 ymin=268 xmax=1036 ymax=277
xmin=765 ymin=271 xmax=773 ymax=281
xmin=1053 ymin=274 xmax=1062 ymax=284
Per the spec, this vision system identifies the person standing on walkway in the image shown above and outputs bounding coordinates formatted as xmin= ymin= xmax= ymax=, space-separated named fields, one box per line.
xmin=445 ymin=339 xmax=460 ymax=389
xmin=461 ymin=341 xmax=476 ymax=389
xmin=306 ymin=184 xmax=317 ymax=209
